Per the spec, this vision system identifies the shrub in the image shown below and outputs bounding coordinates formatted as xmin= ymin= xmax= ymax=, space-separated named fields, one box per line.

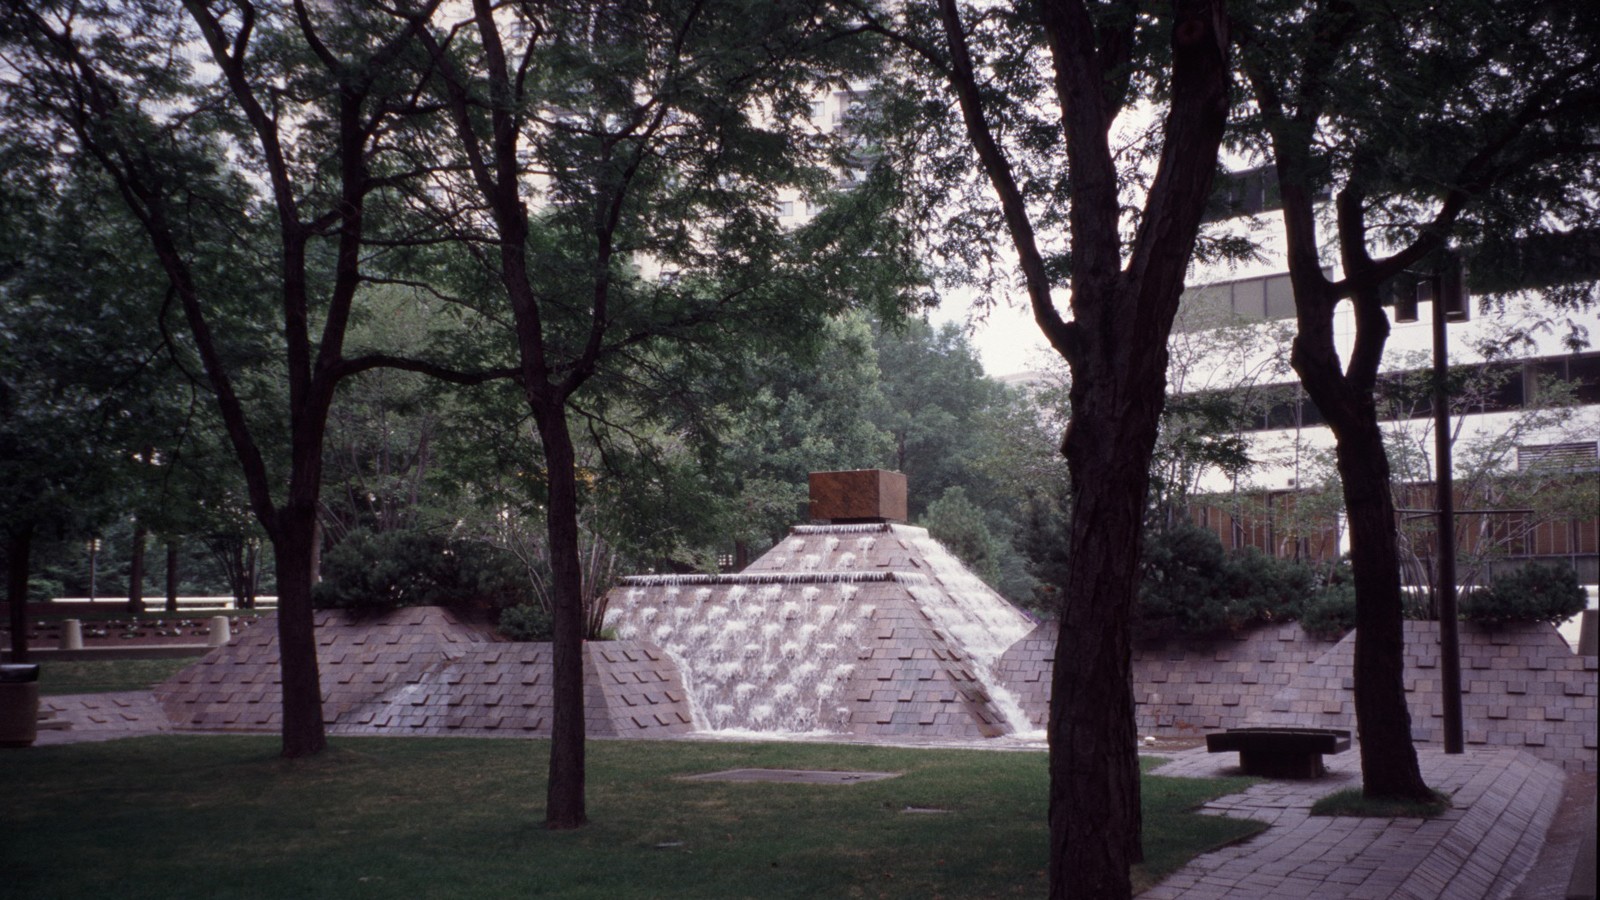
xmin=1297 ymin=576 xmax=1356 ymax=639
xmin=497 ymin=603 xmax=554 ymax=641
xmin=1460 ymin=563 xmax=1588 ymax=628
xmin=313 ymin=529 xmax=530 ymax=613
xmin=27 ymin=577 xmax=63 ymax=604
xmin=1137 ymin=523 xmax=1314 ymax=637
xmin=923 ymin=487 xmax=1004 ymax=586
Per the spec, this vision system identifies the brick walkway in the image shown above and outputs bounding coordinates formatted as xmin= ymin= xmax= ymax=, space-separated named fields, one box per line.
xmin=1147 ymin=745 xmax=1567 ymax=899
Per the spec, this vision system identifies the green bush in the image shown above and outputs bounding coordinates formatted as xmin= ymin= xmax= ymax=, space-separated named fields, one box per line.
xmin=1297 ymin=574 xmax=1356 ymax=639
xmin=497 ymin=603 xmax=555 ymax=641
xmin=1460 ymin=563 xmax=1588 ymax=628
xmin=923 ymin=487 xmax=1004 ymax=585
xmin=28 ymin=577 xmax=64 ymax=603
xmin=1137 ymin=523 xmax=1314 ymax=637
xmin=313 ymin=529 xmax=530 ymax=613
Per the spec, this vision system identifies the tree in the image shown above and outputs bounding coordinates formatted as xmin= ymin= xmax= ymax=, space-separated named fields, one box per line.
xmin=2 ymin=1 xmax=509 ymax=756
xmin=875 ymin=318 xmax=1005 ymax=516
xmin=0 ymin=145 xmax=196 ymax=659
xmin=413 ymin=0 xmax=918 ymax=828
xmin=707 ymin=312 xmax=897 ymax=562
xmin=921 ymin=485 xmax=1004 ymax=583
xmin=1153 ymin=311 xmax=1296 ymax=527
xmin=862 ymin=2 xmax=1231 ymax=895
xmin=1235 ymin=0 xmax=1600 ymax=800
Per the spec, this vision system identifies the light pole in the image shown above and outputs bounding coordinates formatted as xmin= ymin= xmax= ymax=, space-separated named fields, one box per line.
xmin=87 ymin=538 xmax=102 ymax=604
xmin=1428 ymin=261 xmax=1468 ymax=754
xmin=1396 ymin=258 xmax=1468 ymax=754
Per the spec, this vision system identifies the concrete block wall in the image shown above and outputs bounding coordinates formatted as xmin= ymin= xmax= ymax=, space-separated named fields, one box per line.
xmin=1240 ymin=621 xmax=1598 ymax=773
xmin=998 ymin=620 xmax=1599 ymax=773
xmin=334 ymin=643 xmax=693 ymax=738
xmin=156 ymin=607 xmax=490 ymax=731
xmin=995 ymin=623 xmax=1341 ymax=735
xmin=155 ymin=607 xmax=694 ymax=739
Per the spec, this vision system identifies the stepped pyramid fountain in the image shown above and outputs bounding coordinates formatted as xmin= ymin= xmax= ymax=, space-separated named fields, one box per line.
xmin=605 ymin=470 xmax=1039 ymax=739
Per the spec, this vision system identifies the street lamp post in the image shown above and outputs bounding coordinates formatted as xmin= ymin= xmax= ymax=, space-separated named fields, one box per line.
xmin=87 ymin=538 xmax=102 ymax=604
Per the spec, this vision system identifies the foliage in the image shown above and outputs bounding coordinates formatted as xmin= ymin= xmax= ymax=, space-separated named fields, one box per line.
xmin=0 ymin=152 xmax=221 ymax=627
xmin=1460 ymin=563 xmax=1589 ymax=629
xmin=1019 ymin=481 xmax=1073 ymax=619
xmin=0 ymin=736 xmax=1265 ymax=899
xmin=1234 ymin=0 xmax=1600 ymax=802
xmin=26 ymin=577 xmax=63 ymax=604
xmin=312 ymin=529 xmax=529 ymax=615
xmin=1152 ymin=317 xmax=1294 ymax=520
xmin=1137 ymin=523 xmax=1313 ymax=638
xmin=698 ymin=312 xmax=896 ymax=556
xmin=1296 ymin=567 xmax=1358 ymax=639
xmin=921 ymin=486 xmax=1004 ymax=585
xmin=497 ymin=604 xmax=556 ymax=642
xmin=523 ymin=529 xmax=620 ymax=642
xmin=412 ymin=0 xmax=929 ymax=825
xmin=0 ymin=0 xmax=506 ymax=754
xmin=320 ymin=289 xmax=473 ymax=543
xmin=876 ymin=318 xmax=1013 ymax=518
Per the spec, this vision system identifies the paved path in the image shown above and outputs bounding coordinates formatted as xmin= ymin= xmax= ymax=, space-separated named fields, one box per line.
xmin=1147 ymin=745 xmax=1570 ymax=899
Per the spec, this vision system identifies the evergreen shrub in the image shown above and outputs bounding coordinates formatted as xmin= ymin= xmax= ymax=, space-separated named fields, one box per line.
xmin=1137 ymin=523 xmax=1313 ymax=637
xmin=497 ymin=603 xmax=555 ymax=641
xmin=28 ymin=577 xmax=64 ymax=603
xmin=312 ymin=528 xmax=529 ymax=613
xmin=1297 ymin=571 xmax=1356 ymax=639
xmin=1460 ymin=562 xmax=1587 ymax=628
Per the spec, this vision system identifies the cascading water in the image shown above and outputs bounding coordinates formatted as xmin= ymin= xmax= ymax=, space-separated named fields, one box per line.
xmin=608 ymin=523 xmax=1041 ymax=739
xmin=904 ymin=528 xmax=1041 ymax=737
xmin=623 ymin=575 xmax=874 ymax=735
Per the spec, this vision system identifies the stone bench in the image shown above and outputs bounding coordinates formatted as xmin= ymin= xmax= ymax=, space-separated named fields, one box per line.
xmin=1205 ymin=726 xmax=1351 ymax=778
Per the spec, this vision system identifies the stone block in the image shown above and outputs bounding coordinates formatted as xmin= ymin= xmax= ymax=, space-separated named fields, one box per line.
xmin=808 ymin=470 xmax=908 ymax=522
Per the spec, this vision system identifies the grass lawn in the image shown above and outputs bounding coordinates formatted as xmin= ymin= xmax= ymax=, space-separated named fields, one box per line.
xmin=0 ymin=736 xmax=1263 ymax=899
xmin=36 ymin=657 xmax=197 ymax=696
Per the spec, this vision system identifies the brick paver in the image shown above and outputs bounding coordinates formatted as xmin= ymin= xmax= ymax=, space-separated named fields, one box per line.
xmin=1146 ymin=745 xmax=1566 ymax=899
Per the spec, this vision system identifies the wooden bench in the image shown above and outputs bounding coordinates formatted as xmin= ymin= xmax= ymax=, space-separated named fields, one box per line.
xmin=1205 ymin=727 xmax=1351 ymax=778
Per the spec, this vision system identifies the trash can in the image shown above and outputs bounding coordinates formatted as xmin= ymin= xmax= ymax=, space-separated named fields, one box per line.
xmin=0 ymin=663 xmax=41 ymax=748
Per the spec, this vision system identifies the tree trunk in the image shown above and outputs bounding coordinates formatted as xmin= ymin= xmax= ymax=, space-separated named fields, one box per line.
xmin=271 ymin=509 xmax=326 ymax=758
xmin=1048 ymin=328 xmax=1166 ymax=897
xmin=1330 ymin=414 xmax=1434 ymax=799
xmin=6 ymin=526 xmax=32 ymax=663
xmin=1290 ymin=274 xmax=1433 ymax=802
xmin=165 ymin=541 xmax=179 ymax=614
xmin=129 ymin=519 xmax=147 ymax=614
xmin=537 ymin=407 xmax=588 ymax=829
